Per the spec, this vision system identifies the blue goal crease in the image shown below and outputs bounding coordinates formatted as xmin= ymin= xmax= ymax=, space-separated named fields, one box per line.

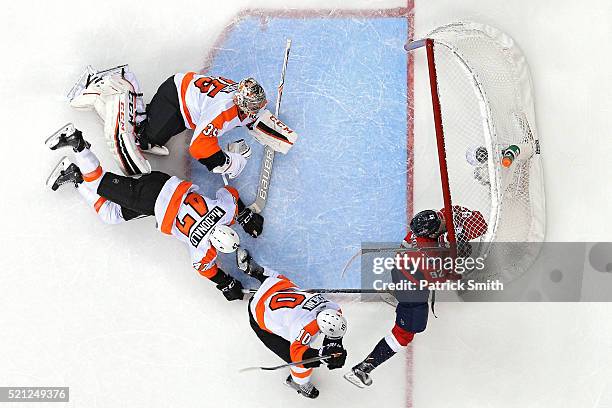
xmin=192 ymin=16 xmax=410 ymax=289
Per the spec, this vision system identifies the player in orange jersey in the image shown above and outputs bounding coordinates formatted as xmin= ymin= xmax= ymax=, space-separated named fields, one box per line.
xmin=236 ymin=249 xmax=348 ymax=399
xmin=45 ymin=124 xmax=264 ymax=301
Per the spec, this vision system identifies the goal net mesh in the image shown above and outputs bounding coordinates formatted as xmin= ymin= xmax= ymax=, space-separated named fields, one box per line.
xmin=423 ymin=22 xmax=545 ymax=283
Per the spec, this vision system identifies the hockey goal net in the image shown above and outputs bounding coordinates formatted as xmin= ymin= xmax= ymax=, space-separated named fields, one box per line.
xmin=407 ymin=22 xmax=545 ymax=283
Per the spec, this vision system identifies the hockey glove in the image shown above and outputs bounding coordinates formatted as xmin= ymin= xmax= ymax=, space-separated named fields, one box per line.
xmin=321 ymin=337 xmax=347 ymax=370
xmin=301 ymin=348 xmax=323 ymax=369
xmin=237 ymin=208 xmax=264 ymax=238
xmin=212 ymin=270 xmax=244 ymax=301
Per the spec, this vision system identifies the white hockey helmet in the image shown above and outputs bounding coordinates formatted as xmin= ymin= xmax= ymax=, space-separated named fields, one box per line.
xmin=316 ymin=309 xmax=347 ymax=339
xmin=209 ymin=225 xmax=240 ymax=253
xmin=233 ymin=77 xmax=267 ymax=114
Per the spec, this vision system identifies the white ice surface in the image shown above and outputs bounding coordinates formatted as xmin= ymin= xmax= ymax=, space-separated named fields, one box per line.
xmin=1 ymin=0 xmax=612 ymax=407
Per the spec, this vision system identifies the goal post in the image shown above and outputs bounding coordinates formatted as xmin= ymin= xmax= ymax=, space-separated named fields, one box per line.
xmin=406 ymin=22 xmax=545 ymax=282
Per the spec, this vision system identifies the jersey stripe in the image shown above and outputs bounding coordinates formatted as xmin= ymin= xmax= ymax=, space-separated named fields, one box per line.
xmin=196 ymin=246 xmax=218 ymax=278
xmin=83 ymin=166 xmax=103 ymax=182
xmin=289 ymin=319 xmax=320 ymax=364
xmin=255 ymin=279 xmax=297 ymax=333
xmin=160 ymin=181 xmax=193 ymax=235
xmin=290 ymin=368 xmax=313 ymax=378
xmin=180 ymin=72 xmax=196 ymax=129
xmin=189 ymin=105 xmax=240 ymax=159
xmin=94 ymin=197 xmax=107 ymax=213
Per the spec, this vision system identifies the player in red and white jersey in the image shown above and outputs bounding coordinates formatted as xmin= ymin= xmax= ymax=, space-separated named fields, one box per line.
xmin=70 ymin=67 xmax=267 ymax=179
xmin=236 ymin=249 xmax=348 ymax=399
xmin=401 ymin=206 xmax=487 ymax=284
xmin=345 ymin=207 xmax=487 ymax=388
xmin=45 ymin=124 xmax=264 ymax=301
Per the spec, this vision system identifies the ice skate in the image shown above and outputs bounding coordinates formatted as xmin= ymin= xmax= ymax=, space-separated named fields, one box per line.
xmin=46 ymin=157 xmax=83 ymax=191
xmin=236 ymin=248 xmax=266 ymax=281
xmin=344 ymin=362 xmax=375 ymax=388
xmin=66 ymin=64 xmax=128 ymax=101
xmin=45 ymin=123 xmax=90 ymax=152
xmin=284 ymin=375 xmax=319 ymax=399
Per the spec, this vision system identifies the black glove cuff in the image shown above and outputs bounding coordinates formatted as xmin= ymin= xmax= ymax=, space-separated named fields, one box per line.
xmin=302 ymin=348 xmax=321 ymax=368
xmin=198 ymin=150 xmax=228 ymax=171
xmin=236 ymin=198 xmax=246 ymax=214
xmin=209 ymin=268 xmax=230 ymax=286
xmin=323 ymin=336 xmax=343 ymax=346
xmin=236 ymin=208 xmax=253 ymax=225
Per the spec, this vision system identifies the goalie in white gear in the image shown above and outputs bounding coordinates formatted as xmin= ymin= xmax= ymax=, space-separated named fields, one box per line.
xmin=45 ymin=123 xmax=265 ymax=301
xmin=236 ymin=248 xmax=348 ymax=399
xmin=69 ymin=66 xmax=270 ymax=179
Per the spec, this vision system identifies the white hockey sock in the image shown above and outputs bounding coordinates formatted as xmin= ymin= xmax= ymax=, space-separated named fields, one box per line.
xmin=290 ymin=366 xmax=313 ymax=385
xmin=384 ymin=333 xmax=404 ymax=353
xmin=74 ymin=148 xmax=104 ymax=190
xmin=76 ymin=184 xmax=125 ymax=225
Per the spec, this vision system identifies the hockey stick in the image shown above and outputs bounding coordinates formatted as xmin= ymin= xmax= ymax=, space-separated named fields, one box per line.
xmin=241 ymin=288 xmax=390 ymax=295
xmin=248 ymin=39 xmax=292 ymax=213
xmin=340 ymin=245 xmax=413 ymax=278
xmin=239 ymin=353 xmax=340 ymax=373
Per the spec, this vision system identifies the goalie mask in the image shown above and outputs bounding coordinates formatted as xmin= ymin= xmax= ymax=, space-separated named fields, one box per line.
xmin=317 ymin=309 xmax=347 ymax=339
xmin=410 ymin=210 xmax=444 ymax=238
xmin=233 ymin=77 xmax=267 ymax=115
xmin=209 ymin=225 xmax=240 ymax=253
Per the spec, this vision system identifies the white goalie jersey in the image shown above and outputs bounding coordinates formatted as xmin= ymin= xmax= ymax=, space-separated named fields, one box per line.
xmin=173 ymin=73 xmax=258 ymax=160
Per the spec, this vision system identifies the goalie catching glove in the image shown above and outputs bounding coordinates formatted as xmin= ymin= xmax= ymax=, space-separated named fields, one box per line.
xmin=212 ymin=139 xmax=252 ymax=179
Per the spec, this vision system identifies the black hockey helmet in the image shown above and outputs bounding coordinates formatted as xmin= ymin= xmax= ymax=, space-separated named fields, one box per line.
xmin=410 ymin=210 xmax=442 ymax=238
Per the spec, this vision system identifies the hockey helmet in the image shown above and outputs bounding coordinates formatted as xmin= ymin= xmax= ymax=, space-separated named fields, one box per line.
xmin=233 ymin=77 xmax=267 ymax=114
xmin=410 ymin=210 xmax=443 ymax=238
xmin=317 ymin=309 xmax=347 ymax=339
xmin=209 ymin=225 xmax=240 ymax=253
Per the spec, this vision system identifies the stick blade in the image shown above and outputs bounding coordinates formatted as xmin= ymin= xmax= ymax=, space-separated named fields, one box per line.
xmin=239 ymin=366 xmax=262 ymax=373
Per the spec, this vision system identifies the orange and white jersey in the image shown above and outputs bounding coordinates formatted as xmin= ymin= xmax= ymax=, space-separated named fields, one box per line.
xmin=249 ymin=271 xmax=341 ymax=363
xmin=174 ymin=73 xmax=257 ymax=160
xmin=154 ymin=176 xmax=239 ymax=277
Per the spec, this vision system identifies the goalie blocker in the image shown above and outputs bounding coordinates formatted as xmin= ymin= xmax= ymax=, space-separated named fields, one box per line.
xmin=249 ymin=109 xmax=298 ymax=154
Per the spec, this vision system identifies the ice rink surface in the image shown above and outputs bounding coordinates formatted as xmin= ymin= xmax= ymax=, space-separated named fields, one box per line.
xmin=1 ymin=0 xmax=612 ymax=407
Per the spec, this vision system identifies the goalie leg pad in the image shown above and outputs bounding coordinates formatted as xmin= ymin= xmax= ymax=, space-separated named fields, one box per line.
xmin=97 ymin=171 xmax=170 ymax=216
xmin=101 ymin=77 xmax=151 ymax=175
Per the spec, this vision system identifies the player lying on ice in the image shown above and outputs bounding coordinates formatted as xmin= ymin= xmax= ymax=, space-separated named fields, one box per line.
xmin=45 ymin=123 xmax=264 ymax=302
xmin=68 ymin=65 xmax=297 ymax=177
xmin=236 ymin=249 xmax=348 ymax=399
xmin=345 ymin=207 xmax=487 ymax=388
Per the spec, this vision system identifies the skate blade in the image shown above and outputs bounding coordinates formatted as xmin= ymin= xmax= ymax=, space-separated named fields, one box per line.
xmin=45 ymin=123 xmax=75 ymax=150
xmin=343 ymin=371 xmax=368 ymax=388
xmin=46 ymin=156 xmax=71 ymax=190
xmin=66 ymin=66 xmax=97 ymax=101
